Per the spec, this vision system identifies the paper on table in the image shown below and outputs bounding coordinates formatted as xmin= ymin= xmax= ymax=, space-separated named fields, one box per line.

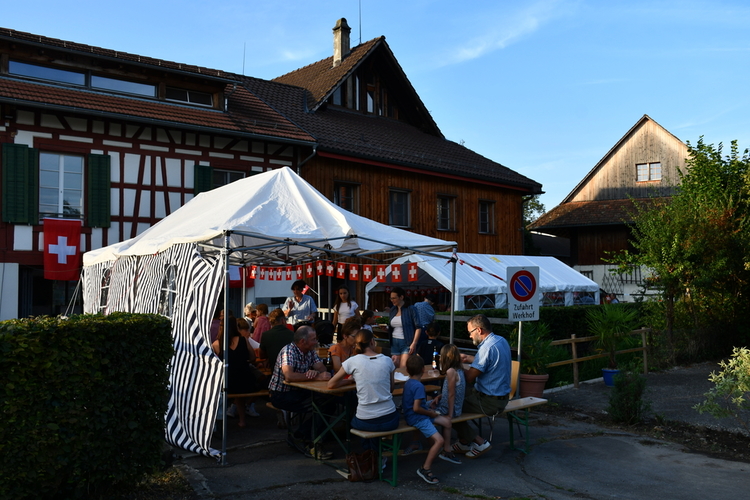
xmin=394 ymin=372 xmax=409 ymax=382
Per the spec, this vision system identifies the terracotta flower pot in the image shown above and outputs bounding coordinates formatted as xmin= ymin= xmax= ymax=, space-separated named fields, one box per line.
xmin=519 ymin=373 xmax=549 ymax=399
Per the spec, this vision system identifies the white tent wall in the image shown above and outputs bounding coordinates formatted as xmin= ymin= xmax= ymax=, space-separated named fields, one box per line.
xmin=83 ymin=243 xmax=225 ymax=458
xmin=365 ymin=253 xmax=599 ymax=311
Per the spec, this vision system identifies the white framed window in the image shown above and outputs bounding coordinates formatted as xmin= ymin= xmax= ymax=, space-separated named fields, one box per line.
xmin=165 ymin=87 xmax=213 ymax=107
xmin=158 ymin=264 xmax=178 ymax=318
xmin=334 ymin=182 xmax=360 ymax=214
xmin=478 ymin=200 xmax=495 ymax=234
xmin=389 ymin=190 xmax=411 ymax=227
xmin=636 ymin=162 xmax=662 ymax=182
xmin=39 ymin=152 xmax=84 ymax=219
xmin=437 ymin=195 xmax=456 ymax=231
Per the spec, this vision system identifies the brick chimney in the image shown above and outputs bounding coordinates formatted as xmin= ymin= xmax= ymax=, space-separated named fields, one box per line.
xmin=332 ymin=18 xmax=351 ymax=67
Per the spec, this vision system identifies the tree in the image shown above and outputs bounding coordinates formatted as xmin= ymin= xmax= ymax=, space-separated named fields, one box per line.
xmin=523 ymin=195 xmax=546 ymax=255
xmin=611 ymin=138 xmax=750 ymax=362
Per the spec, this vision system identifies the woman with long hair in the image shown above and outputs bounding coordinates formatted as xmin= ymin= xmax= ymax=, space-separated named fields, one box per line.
xmin=388 ymin=286 xmax=422 ymax=368
xmin=332 ymin=285 xmax=359 ymax=340
xmin=328 ymin=329 xmax=400 ymax=451
xmin=330 ymin=316 xmax=361 ymax=372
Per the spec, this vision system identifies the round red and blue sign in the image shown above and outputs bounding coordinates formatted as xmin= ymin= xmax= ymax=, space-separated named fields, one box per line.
xmin=510 ymin=270 xmax=537 ymax=302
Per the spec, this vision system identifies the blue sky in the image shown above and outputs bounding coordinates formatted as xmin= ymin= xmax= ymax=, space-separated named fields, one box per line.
xmin=5 ymin=0 xmax=750 ymax=212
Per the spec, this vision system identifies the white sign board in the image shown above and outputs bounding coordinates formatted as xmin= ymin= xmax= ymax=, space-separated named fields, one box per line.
xmin=507 ymin=266 xmax=539 ymax=321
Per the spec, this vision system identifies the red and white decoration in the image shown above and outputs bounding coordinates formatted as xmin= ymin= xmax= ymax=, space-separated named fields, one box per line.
xmin=362 ymin=265 xmax=373 ymax=282
xmin=336 ymin=262 xmax=346 ymax=279
xmin=43 ymin=218 xmax=82 ymax=281
xmin=407 ymin=262 xmax=419 ymax=282
xmin=325 ymin=261 xmax=334 ymax=277
xmin=376 ymin=265 xmax=387 ymax=282
xmin=306 ymin=263 xmax=314 ymax=278
xmin=349 ymin=264 xmax=359 ymax=280
xmin=391 ymin=264 xmax=402 ymax=282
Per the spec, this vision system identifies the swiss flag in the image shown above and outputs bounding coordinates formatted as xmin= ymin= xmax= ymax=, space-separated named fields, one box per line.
xmin=249 ymin=265 xmax=257 ymax=279
xmin=285 ymin=266 xmax=292 ymax=280
xmin=336 ymin=262 xmax=346 ymax=279
xmin=228 ymin=266 xmax=255 ymax=288
xmin=43 ymin=218 xmax=82 ymax=281
xmin=275 ymin=267 xmax=283 ymax=280
xmin=376 ymin=265 xmax=387 ymax=282
xmin=326 ymin=261 xmax=334 ymax=277
xmin=306 ymin=262 xmax=314 ymax=278
xmin=408 ymin=262 xmax=419 ymax=282
xmin=391 ymin=264 xmax=402 ymax=282
xmin=268 ymin=267 xmax=275 ymax=281
xmin=316 ymin=260 xmax=324 ymax=276
xmin=259 ymin=267 xmax=267 ymax=280
xmin=362 ymin=265 xmax=373 ymax=282
xmin=295 ymin=265 xmax=303 ymax=280
xmin=349 ymin=264 xmax=359 ymax=281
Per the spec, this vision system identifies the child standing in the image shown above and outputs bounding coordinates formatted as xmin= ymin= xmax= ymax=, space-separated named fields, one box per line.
xmin=417 ymin=323 xmax=444 ymax=367
xmin=402 ymin=355 xmax=452 ymax=484
xmin=360 ymin=310 xmax=377 ymax=332
xmin=430 ymin=344 xmax=466 ymax=463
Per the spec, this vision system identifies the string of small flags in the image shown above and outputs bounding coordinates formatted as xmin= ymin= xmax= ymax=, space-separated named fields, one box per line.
xmin=230 ymin=261 xmax=423 ymax=283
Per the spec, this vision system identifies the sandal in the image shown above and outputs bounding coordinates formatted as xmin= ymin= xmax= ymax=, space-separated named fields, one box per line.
xmin=416 ymin=467 xmax=439 ymax=484
xmin=438 ymin=451 xmax=462 ymax=464
xmin=402 ymin=441 xmax=423 ymax=455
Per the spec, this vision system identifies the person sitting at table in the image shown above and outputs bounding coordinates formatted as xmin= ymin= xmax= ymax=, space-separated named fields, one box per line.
xmin=332 ymin=284 xmax=359 ymax=340
xmin=212 ymin=314 xmax=260 ymax=428
xmin=402 ymin=355 xmax=452 ymax=484
xmin=330 ymin=316 xmax=361 ymax=373
xmin=242 ymin=302 xmax=256 ymax=334
xmin=388 ymin=287 xmax=422 ymax=369
xmin=327 ymin=329 xmax=399 ymax=453
xmin=429 ymin=344 xmax=466 ymax=464
xmin=283 ymin=279 xmax=318 ymax=326
xmin=417 ymin=322 xmax=444 ymax=368
xmin=360 ymin=310 xmax=376 ymax=332
xmin=268 ymin=325 xmax=333 ymax=459
xmin=251 ymin=303 xmax=271 ymax=343
xmin=259 ymin=308 xmax=294 ymax=371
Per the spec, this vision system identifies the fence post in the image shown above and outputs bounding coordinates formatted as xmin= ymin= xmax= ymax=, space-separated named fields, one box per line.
xmin=571 ymin=334 xmax=579 ymax=388
xmin=641 ymin=329 xmax=648 ymax=375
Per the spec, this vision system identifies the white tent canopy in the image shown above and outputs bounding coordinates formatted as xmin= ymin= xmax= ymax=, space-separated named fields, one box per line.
xmin=82 ymin=167 xmax=456 ymax=461
xmin=365 ymin=253 xmax=599 ymax=310
xmin=84 ymin=167 xmax=453 ymax=267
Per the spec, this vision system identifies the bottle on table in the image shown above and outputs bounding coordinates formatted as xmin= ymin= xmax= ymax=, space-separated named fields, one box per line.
xmin=432 ymin=345 xmax=440 ymax=371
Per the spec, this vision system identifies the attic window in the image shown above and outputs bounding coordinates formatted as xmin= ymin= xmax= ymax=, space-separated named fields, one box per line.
xmin=166 ymin=87 xmax=214 ymax=107
xmin=636 ymin=162 xmax=661 ymax=182
xmin=91 ymin=75 xmax=156 ymax=97
xmin=9 ymin=60 xmax=85 ymax=85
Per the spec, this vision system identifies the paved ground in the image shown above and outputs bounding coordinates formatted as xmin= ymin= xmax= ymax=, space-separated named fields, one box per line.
xmin=177 ymin=361 xmax=749 ymax=499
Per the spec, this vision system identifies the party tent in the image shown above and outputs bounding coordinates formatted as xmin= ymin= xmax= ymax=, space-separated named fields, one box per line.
xmin=365 ymin=253 xmax=599 ymax=311
xmin=82 ymin=167 xmax=455 ymax=460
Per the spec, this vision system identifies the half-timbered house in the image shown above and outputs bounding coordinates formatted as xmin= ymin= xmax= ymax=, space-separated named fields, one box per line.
xmin=0 ymin=19 xmax=541 ymax=319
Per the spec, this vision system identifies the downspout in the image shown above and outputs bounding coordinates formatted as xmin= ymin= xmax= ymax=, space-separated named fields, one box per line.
xmin=224 ymin=83 xmax=237 ymax=112
xmin=296 ymin=144 xmax=318 ymax=176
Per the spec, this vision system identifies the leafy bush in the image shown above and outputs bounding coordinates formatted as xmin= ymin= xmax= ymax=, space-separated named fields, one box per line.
xmin=0 ymin=313 xmax=173 ymax=499
xmin=694 ymin=347 xmax=750 ymax=434
xmin=608 ymin=370 xmax=651 ymax=424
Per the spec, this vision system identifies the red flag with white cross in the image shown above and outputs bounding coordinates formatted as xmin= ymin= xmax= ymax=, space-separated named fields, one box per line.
xmin=43 ymin=218 xmax=82 ymax=281
xmin=336 ymin=262 xmax=346 ymax=279
xmin=326 ymin=261 xmax=335 ymax=277
xmin=376 ymin=265 xmax=387 ymax=282
xmin=316 ymin=260 xmax=324 ymax=276
xmin=362 ymin=265 xmax=373 ymax=282
xmin=306 ymin=262 xmax=314 ymax=278
xmin=391 ymin=264 xmax=402 ymax=282
xmin=349 ymin=264 xmax=359 ymax=281
xmin=407 ymin=262 xmax=419 ymax=282
xmin=295 ymin=265 xmax=303 ymax=280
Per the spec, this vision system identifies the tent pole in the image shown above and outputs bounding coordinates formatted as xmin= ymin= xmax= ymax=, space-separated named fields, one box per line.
xmin=221 ymin=234 xmax=230 ymax=466
xmin=449 ymin=247 xmax=457 ymax=343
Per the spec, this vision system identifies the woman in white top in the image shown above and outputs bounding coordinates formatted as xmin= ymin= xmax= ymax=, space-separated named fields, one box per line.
xmin=332 ymin=285 xmax=359 ymax=340
xmin=328 ymin=329 xmax=400 ymax=450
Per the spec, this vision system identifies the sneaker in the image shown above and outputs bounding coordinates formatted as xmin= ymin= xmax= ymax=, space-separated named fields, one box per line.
xmin=416 ymin=467 xmax=439 ymax=484
xmin=438 ymin=451 xmax=462 ymax=464
xmin=307 ymin=446 xmax=334 ymax=460
xmin=245 ymin=403 xmax=260 ymax=417
xmin=225 ymin=403 xmax=237 ymax=418
xmin=452 ymin=441 xmax=471 ymax=453
xmin=402 ymin=441 xmax=423 ymax=455
xmin=465 ymin=441 xmax=492 ymax=459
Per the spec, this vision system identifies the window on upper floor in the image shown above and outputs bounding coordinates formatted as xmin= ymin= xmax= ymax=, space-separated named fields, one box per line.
xmin=212 ymin=169 xmax=245 ymax=189
xmin=1 ymin=143 xmax=111 ymax=227
xmin=326 ymin=70 xmax=398 ymax=118
xmin=437 ymin=195 xmax=456 ymax=231
xmin=334 ymin=182 xmax=360 ymax=214
xmin=8 ymin=60 xmax=214 ymax=108
xmin=478 ymin=200 xmax=495 ymax=234
xmin=636 ymin=162 xmax=661 ymax=182
xmin=389 ymin=189 xmax=410 ymax=228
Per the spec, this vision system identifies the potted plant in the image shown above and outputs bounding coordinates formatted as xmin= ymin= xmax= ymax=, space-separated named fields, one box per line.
xmin=586 ymin=304 xmax=639 ymax=386
xmin=511 ymin=322 xmax=554 ymax=398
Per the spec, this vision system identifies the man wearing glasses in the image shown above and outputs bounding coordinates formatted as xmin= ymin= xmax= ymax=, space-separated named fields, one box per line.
xmin=451 ymin=314 xmax=511 ymax=459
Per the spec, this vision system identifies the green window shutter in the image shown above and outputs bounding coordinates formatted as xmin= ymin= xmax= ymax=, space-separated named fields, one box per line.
xmin=27 ymin=150 xmax=39 ymax=224
xmin=2 ymin=143 xmax=32 ymax=224
xmin=87 ymin=153 xmax=111 ymax=228
xmin=194 ymin=164 xmax=213 ymax=195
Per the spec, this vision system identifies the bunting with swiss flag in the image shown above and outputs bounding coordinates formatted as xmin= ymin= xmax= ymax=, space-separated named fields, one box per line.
xmin=407 ymin=262 xmax=419 ymax=282
xmin=349 ymin=264 xmax=359 ymax=280
xmin=391 ymin=264 xmax=402 ymax=282
xmin=362 ymin=265 xmax=373 ymax=282
xmin=43 ymin=218 xmax=82 ymax=281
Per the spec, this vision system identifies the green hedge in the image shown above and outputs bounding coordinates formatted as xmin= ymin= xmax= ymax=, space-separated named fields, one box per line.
xmin=0 ymin=313 xmax=173 ymax=499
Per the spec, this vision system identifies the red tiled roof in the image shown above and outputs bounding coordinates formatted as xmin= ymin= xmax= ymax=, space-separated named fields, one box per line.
xmin=244 ymin=77 xmax=542 ymax=192
xmin=0 ymin=28 xmax=233 ymax=81
xmin=530 ymin=198 xmax=668 ymax=230
xmin=0 ymin=79 xmax=314 ymax=143
xmin=273 ymin=38 xmax=381 ymax=109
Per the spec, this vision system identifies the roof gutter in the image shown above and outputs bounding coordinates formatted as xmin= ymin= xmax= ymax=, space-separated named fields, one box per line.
xmin=296 ymin=144 xmax=318 ymax=176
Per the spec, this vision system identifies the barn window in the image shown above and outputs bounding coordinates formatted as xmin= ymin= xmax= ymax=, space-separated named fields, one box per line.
xmin=478 ymin=200 xmax=495 ymax=234
xmin=636 ymin=162 xmax=661 ymax=182
xmin=437 ymin=195 xmax=456 ymax=231
xmin=389 ymin=189 xmax=411 ymax=228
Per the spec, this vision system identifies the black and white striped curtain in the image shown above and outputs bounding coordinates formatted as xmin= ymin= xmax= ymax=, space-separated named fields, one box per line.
xmin=83 ymin=243 xmax=224 ymax=458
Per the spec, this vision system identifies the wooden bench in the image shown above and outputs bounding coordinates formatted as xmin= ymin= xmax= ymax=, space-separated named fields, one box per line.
xmin=391 ymin=384 xmax=440 ymax=397
xmin=226 ymin=389 xmax=270 ymax=399
xmin=350 ymin=396 xmax=547 ymax=487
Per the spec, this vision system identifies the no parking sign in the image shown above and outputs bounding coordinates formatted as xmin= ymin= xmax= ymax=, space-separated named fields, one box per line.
xmin=507 ymin=266 xmax=539 ymax=321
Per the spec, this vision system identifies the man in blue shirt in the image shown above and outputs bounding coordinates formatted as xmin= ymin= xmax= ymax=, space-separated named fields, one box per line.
xmin=283 ymin=279 xmax=318 ymax=325
xmin=452 ymin=314 xmax=511 ymax=459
